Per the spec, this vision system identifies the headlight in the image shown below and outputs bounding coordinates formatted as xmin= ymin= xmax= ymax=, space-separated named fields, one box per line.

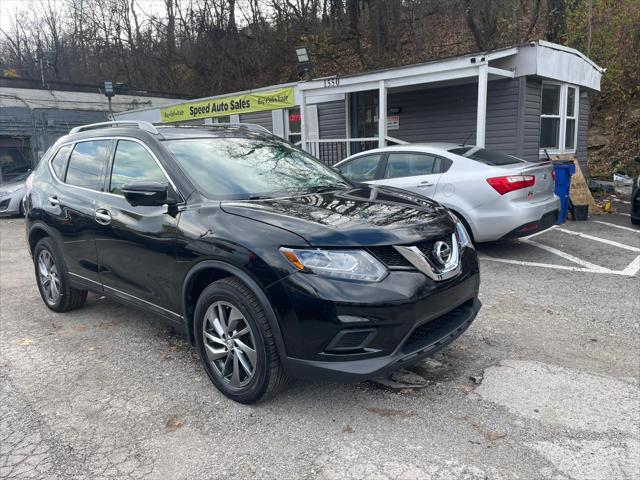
xmin=280 ymin=247 xmax=388 ymax=282
xmin=449 ymin=212 xmax=474 ymax=249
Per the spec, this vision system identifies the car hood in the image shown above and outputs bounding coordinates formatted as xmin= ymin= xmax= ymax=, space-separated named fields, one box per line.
xmin=220 ymin=185 xmax=454 ymax=247
xmin=0 ymin=180 xmax=25 ymax=193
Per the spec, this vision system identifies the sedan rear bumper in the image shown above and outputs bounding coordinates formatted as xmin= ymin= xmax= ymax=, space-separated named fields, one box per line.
xmin=469 ymin=195 xmax=560 ymax=242
xmin=502 ymin=209 xmax=559 ymax=239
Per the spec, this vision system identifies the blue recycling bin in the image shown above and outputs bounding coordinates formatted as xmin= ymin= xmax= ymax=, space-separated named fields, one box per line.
xmin=553 ymin=161 xmax=576 ymax=224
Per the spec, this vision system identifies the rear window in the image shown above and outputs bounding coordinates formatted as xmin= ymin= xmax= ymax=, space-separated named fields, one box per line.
xmin=448 ymin=147 xmax=524 ymax=166
xmin=50 ymin=145 xmax=72 ymax=180
xmin=65 ymin=140 xmax=111 ymax=190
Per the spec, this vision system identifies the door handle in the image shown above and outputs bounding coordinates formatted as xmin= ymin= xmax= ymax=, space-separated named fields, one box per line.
xmin=48 ymin=195 xmax=60 ymax=206
xmin=94 ymin=209 xmax=111 ymax=225
xmin=418 ymin=181 xmax=433 ymax=188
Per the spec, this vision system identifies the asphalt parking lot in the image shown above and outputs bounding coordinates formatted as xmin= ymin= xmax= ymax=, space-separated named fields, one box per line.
xmin=1 ymin=212 xmax=639 ymax=479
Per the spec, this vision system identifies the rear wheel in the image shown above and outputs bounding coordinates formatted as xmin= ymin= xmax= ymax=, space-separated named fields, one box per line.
xmin=194 ymin=277 xmax=286 ymax=403
xmin=34 ymin=238 xmax=87 ymax=312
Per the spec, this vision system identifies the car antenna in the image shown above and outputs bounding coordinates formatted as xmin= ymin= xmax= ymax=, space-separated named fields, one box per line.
xmin=461 ymin=132 xmax=473 ymax=146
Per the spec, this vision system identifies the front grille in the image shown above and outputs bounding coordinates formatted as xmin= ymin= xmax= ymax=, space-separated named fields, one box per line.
xmin=367 ymin=234 xmax=454 ymax=269
xmin=414 ymin=237 xmax=453 ymax=266
xmin=367 ymin=246 xmax=412 ymax=267
xmin=401 ymin=299 xmax=474 ymax=354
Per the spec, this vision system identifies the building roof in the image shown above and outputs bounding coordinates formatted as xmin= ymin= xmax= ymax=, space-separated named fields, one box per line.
xmin=0 ymin=76 xmax=192 ymax=99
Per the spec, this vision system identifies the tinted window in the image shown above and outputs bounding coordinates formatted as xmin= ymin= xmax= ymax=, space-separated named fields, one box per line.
xmin=340 ymin=155 xmax=381 ymax=182
xmin=50 ymin=145 xmax=72 ymax=180
xmin=110 ymin=140 xmax=166 ymax=195
xmin=164 ymin=137 xmax=349 ymax=199
xmin=66 ymin=140 xmax=110 ymax=190
xmin=448 ymin=147 xmax=523 ymax=166
xmin=384 ymin=153 xmax=436 ymax=179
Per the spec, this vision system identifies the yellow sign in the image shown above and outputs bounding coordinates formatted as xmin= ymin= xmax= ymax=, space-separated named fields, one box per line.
xmin=160 ymin=87 xmax=295 ymax=123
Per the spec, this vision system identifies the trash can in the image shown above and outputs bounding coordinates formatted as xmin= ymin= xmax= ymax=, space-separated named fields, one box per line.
xmin=553 ymin=160 xmax=576 ymax=224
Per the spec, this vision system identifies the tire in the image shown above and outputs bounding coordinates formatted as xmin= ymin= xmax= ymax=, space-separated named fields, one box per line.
xmin=33 ymin=237 xmax=87 ymax=312
xmin=194 ymin=277 xmax=287 ymax=403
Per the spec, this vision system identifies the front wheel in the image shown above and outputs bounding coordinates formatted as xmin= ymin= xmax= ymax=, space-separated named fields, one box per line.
xmin=194 ymin=277 xmax=287 ymax=403
xmin=33 ymin=237 xmax=87 ymax=312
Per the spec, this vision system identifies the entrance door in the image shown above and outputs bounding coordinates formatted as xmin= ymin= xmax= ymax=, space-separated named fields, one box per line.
xmin=349 ymin=91 xmax=379 ymax=154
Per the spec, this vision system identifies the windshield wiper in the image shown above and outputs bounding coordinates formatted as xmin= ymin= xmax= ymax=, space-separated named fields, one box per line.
xmin=247 ymin=195 xmax=274 ymax=200
xmin=305 ymin=184 xmax=349 ymax=194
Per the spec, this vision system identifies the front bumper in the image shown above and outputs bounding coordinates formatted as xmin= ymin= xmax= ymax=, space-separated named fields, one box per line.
xmin=283 ymin=297 xmax=480 ymax=382
xmin=267 ymin=247 xmax=481 ymax=382
xmin=0 ymin=192 xmax=23 ymax=216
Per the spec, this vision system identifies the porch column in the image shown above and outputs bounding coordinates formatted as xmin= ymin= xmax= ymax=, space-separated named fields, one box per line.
xmin=476 ymin=63 xmax=488 ymax=148
xmin=300 ymin=91 xmax=307 ymax=152
xmin=378 ymin=80 xmax=387 ymax=148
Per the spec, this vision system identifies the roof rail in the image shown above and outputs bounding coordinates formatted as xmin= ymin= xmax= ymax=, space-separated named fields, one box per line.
xmin=200 ymin=123 xmax=272 ymax=135
xmin=69 ymin=120 xmax=159 ymax=135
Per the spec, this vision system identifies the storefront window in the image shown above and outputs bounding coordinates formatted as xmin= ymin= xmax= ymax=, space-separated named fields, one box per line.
xmin=287 ymin=108 xmax=301 ymax=144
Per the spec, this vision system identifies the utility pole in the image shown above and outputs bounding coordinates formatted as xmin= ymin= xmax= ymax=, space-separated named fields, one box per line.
xmin=588 ymin=0 xmax=592 ymax=56
xmin=39 ymin=57 xmax=45 ymax=87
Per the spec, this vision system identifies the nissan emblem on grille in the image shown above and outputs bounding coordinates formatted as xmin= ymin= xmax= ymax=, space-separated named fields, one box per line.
xmin=392 ymin=233 xmax=461 ymax=282
xmin=432 ymin=241 xmax=452 ymax=266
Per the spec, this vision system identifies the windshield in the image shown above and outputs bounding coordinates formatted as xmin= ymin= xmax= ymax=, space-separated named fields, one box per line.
xmin=164 ymin=137 xmax=350 ymax=199
xmin=448 ymin=147 xmax=524 ymax=166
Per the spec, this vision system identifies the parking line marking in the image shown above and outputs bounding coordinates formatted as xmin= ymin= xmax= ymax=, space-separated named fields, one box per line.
xmin=478 ymin=255 xmax=603 ymax=274
xmin=612 ymin=199 xmax=631 ymax=205
xmin=621 ymin=255 xmax=640 ymax=276
xmin=520 ymin=238 xmax=611 ymax=271
xmin=479 ymin=254 xmax=639 ymax=276
xmin=523 ymin=225 xmax=556 ymax=239
xmin=554 ymin=227 xmax=640 ymax=252
xmin=592 ymin=220 xmax=640 ymax=233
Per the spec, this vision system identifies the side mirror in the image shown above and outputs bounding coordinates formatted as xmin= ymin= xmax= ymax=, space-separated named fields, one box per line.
xmin=121 ymin=181 xmax=173 ymax=207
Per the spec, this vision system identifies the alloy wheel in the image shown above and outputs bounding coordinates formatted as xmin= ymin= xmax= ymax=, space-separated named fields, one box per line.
xmin=38 ymin=249 xmax=61 ymax=305
xmin=202 ymin=301 xmax=257 ymax=388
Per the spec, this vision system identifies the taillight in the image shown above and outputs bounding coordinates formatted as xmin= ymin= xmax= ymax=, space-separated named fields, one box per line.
xmin=551 ymin=169 xmax=556 ymax=182
xmin=486 ymin=175 xmax=535 ymax=195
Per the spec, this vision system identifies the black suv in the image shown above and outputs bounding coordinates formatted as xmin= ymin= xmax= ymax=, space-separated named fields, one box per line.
xmin=25 ymin=121 xmax=481 ymax=403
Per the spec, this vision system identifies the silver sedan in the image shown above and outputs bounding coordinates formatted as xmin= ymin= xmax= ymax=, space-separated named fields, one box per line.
xmin=334 ymin=143 xmax=560 ymax=242
xmin=0 ymin=171 xmax=30 ymax=216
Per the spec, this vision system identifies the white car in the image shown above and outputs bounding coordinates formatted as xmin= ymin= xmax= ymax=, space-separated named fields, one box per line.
xmin=334 ymin=143 xmax=560 ymax=242
xmin=0 ymin=171 xmax=30 ymax=216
